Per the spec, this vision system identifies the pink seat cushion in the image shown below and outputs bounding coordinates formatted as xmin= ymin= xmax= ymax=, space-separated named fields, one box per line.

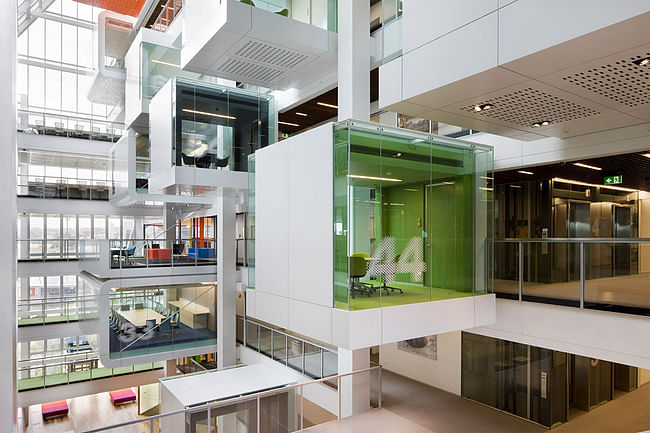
xmin=109 ymin=388 xmax=137 ymax=405
xmin=42 ymin=400 xmax=68 ymax=419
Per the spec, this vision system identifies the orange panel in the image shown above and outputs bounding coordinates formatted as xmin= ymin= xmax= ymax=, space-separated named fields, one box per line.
xmin=72 ymin=0 xmax=147 ymax=17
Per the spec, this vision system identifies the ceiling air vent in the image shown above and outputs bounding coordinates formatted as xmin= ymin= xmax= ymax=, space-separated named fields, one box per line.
xmin=461 ymin=88 xmax=600 ymax=127
xmin=213 ymin=57 xmax=284 ymax=83
xmin=562 ymin=53 xmax=650 ymax=108
xmin=233 ymin=40 xmax=309 ymax=70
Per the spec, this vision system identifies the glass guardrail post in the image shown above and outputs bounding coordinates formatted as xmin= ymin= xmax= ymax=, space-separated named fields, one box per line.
xmin=320 ymin=349 xmax=324 ymax=379
xmin=284 ymin=335 xmax=288 ymax=366
xmin=300 ymin=384 xmax=305 ymax=431
xmin=301 ymin=341 xmax=305 ymax=374
xmin=579 ymin=241 xmax=585 ymax=309
xmin=518 ymin=241 xmax=523 ymax=301
xmin=206 ymin=406 xmax=211 ymax=433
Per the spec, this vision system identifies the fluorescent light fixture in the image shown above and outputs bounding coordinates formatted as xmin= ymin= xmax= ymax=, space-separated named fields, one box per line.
xmin=633 ymin=57 xmax=650 ymax=66
xmin=517 ymin=170 xmax=534 ymax=175
xmin=278 ymin=121 xmax=300 ymax=127
xmin=317 ymin=102 xmax=338 ymax=109
xmin=295 ymin=112 xmax=308 ymax=117
xmin=348 ymin=174 xmax=402 ymax=182
xmin=573 ymin=162 xmax=602 ymax=171
xmin=427 ymin=181 xmax=455 ymax=187
xmin=510 ymin=185 xmax=522 ymax=189
xmin=553 ymin=177 xmax=638 ymax=193
xmin=151 ymin=59 xmax=180 ymax=68
xmin=390 ymin=203 xmax=405 ymax=206
xmin=642 ymin=153 xmax=650 ymax=158
xmin=404 ymin=188 xmax=419 ymax=192
xmin=480 ymin=187 xmax=493 ymax=191
xmin=182 ymin=108 xmax=236 ymax=120
xmin=480 ymin=176 xmax=494 ymax=180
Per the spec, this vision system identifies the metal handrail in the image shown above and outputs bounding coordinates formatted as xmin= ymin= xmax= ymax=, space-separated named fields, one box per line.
xmin=81 ymin=364 xmax=382 ymax=433
xmin=494 ymin=237 xmax=650 ymax=243
xmin=242 ymin=316 xmax=337 ymax=354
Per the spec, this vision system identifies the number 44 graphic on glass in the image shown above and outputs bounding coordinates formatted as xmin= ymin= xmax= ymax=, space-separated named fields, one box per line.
xmin=367 ymin=237 xmax=426 ymax=283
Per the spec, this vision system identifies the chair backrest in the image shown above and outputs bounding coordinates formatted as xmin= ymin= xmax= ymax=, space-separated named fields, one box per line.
xmin=145 ymin=319 xmax=157 ymax=329
xmin=159 ymin=319 xmax=171 ymax=332
xmin=135 ymin=303 xmax=144 ymax=310
xmin=127 ymin=245 xmax=136 ymax=255
xmin=121 ymin=305 xmax=130 ymax=311
xmin=214 ymin=156 xmax=229 ymax=168
xmin=173 ymin=243 xmax=184 ymax=255
xmin=151 ymin=243 xmax=160 ymax=249
xmin=349 ymin=255 xmax=368 ymax=278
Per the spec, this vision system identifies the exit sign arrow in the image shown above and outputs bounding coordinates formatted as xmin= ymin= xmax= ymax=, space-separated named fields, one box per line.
xmin=604 ymin=175 xmax=622 ymax=185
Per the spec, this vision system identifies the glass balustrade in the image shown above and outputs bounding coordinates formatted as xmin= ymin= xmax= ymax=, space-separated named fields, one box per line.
xmin=17 ymin=109 xmax=123 ymax=142
xmin=109 ymin=238 xmax=217 ymax=268
xmin=17 ymin=296 xmax=99 ymax=326
xmin=493 ymin=238 xmax=650 ymax=315
xmin=237 ymin=317 xmax=338 ymax=380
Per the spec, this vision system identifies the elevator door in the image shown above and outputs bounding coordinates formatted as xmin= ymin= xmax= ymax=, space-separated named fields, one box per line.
xmin=614 ymin=206 xmax=632 ymax=276
xmin=568 ymin=202 xmax=590 ymax=281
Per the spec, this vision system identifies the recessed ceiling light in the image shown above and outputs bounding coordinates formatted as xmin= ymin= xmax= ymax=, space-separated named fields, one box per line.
xmin=633 ymin=57 xmax=650 ymax=66
xmin=517 ymin=170 xmax=534 ymax=175
xmin=642 ymin=153 xmax=650 ymax=158
xmin=278 ymin=121 xmax=299 ymax=127
xmin=473 ymin=103 xmax=493 ymax=112
xmin=295 ymin=112 xmax=308 ymax=117
xmin=532 ymin=120 xmax=551 ymax=127
xmin=573 ymin=162 xmax=602 ymax=171
xmin=317 ymin=102 xmax=338 ymax=109
xmin=394 ymin=152 xmax=402 ymax=157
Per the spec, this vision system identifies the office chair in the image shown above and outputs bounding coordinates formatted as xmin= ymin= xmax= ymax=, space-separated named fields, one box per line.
xmin=214 ymin=155 xmax=229 ymax=168
xmin=173 ymin=243 xmax=185 ymax=255
xmin=134 ymin=303 xmax=144 ymax=310
xmin=120 ymin=305 xmax=130 ymax=311
xmin=349 ymin=254 xmax=372 ymax=298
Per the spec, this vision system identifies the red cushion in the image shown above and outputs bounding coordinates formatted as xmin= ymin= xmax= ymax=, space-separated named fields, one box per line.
xmin=42 ymin=400 xmax=68 ymax=419
xmin=109 ymin=388 xmax=137 ymax=405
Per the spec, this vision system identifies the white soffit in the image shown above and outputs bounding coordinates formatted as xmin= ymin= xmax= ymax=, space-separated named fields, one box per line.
xmin=389 ymin=11 xmax=650 ymax=140
xmin=182 ymin=0 xmax=336 ymax=90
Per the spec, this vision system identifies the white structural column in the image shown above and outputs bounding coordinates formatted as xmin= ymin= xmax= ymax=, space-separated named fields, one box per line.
xmin=337 ymin=0 xmax=370 ymax=121
xmin=217 ymin=193 xmax=237 ymax=368
xmin=0 ymin=1 xmax=17 ymax=431
xmin=338 ymin=348 xmax=370 ymax=417
xmin=337 ymin=0 xmax=371 ymax=417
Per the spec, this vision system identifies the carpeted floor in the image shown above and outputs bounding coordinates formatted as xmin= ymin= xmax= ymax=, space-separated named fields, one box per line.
xmin=335 ymin=281 xmax=484 ymax=310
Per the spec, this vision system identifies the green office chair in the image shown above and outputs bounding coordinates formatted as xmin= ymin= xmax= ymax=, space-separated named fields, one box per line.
xmin=275 ymin=8 xmax=289 ymax=17
xmin=349 ymin=253 xmax=372 ymax=298
xmin=240 ymin=0 xmax=255 ymax=5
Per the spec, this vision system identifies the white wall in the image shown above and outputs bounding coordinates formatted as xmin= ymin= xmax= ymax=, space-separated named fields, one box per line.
xmin=149 ymin=79 xmax=174 ymax=182
xmin=399 ymin=0 xmax=650 ymax=98
xmin=379 ymin=331 xmax=462 ymax=396
xmin=471 ymin=299 xmax=650 ymax=370
xmin=253 ymin=124 xmax=334 ymax=337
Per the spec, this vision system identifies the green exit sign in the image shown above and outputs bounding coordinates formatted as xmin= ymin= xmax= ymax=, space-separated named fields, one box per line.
xmin=604 ymin=175 xmax=623 ymax=185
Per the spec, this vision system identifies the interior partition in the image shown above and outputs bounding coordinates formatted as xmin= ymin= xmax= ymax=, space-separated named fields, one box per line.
xmin=333 ymin=120 xmax=493 ymax=310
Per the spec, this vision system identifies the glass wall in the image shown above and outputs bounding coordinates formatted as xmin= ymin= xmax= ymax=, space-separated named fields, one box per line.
xmin=333 ymin=120 xmax=493 ymax=310
xmin=108 ymin=283 xmax=217 ymax=360
xmin=381 ymin=0 xmax=402 ymax=62
xmin=16 ymin=1 xmax=122 ymax=137
xmin=237 ymin=0 xmax=337 ymax=32
xmin=172 ymin=79 xmax=275 ymax=173
xmin=17 ymin=334 xmax=163 ymax=391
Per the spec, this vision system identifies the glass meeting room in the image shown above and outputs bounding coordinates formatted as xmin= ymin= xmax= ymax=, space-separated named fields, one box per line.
xmin=333 ymin=120 xmax=493 ymax=310
xmin=172 ymin=78 xmax=275 ymax=173
xmin=108 ymin=283 xmax=217 ymax=359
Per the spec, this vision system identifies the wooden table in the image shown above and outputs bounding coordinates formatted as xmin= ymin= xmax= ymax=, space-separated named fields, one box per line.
xmin=168 ymin=299 xmax=210 ymax=329
xmin=117 ymin=308 xmax=166 ymax=327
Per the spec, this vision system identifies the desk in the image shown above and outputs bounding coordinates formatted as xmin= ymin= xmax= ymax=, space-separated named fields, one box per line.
xmin=117 ymin=309 xmax=166 ymax=327
xmin=168 ymin=299 xmax=210 ymax=329
xmin=146 ymin=248 xmax=171 ymax=260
